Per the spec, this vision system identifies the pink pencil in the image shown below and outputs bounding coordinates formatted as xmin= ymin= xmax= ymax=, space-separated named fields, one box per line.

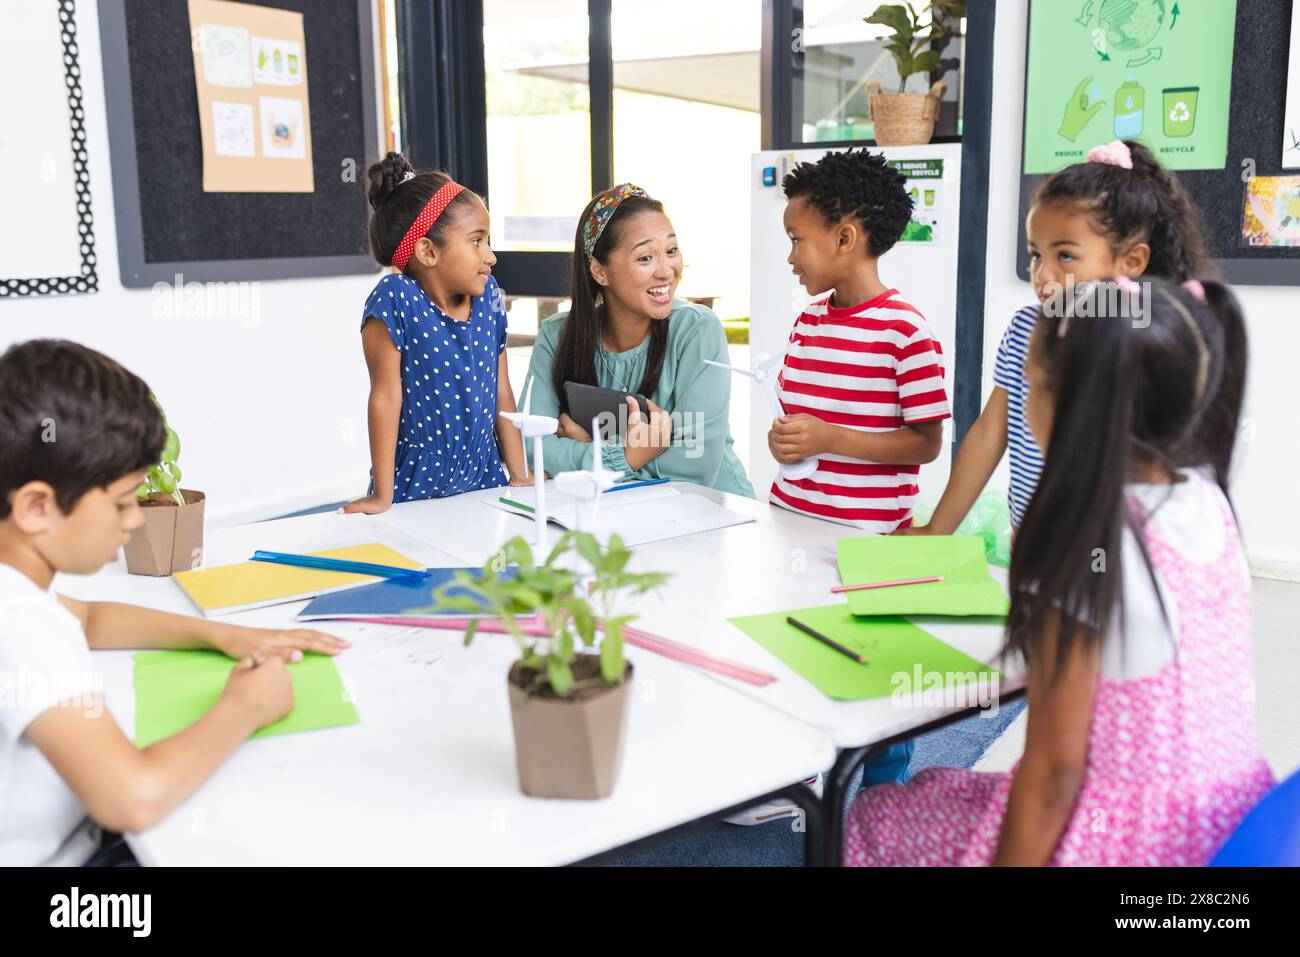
xmin=620 ymin=624 xmax=777 ymax=686
xmin=831 ymin=575 xmax=944 ymax=594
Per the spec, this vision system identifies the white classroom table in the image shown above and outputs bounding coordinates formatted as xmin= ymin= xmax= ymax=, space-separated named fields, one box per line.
xmin=61 ymin=513 xmax=835 ymax=866
xmin=381 ymin=484 xmax=1025 ymax=750
xmin=382 ymin=485 xmax=1024 ymax=865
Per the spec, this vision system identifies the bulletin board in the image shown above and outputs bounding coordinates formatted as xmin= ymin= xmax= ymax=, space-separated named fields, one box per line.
xmin=99 ymin=0 xmax=380 ymax=287
xmin=1017 ymin=0 xmax=1300 ymax=285
xmin=188 ymin=0 xmax=314 ymax=193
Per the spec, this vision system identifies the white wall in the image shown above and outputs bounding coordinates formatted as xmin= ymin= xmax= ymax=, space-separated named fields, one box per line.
xmin=986 ymin=2 xmax=1300 ymax=575
xmin=1 ymin=2 xmax=379 ymax=526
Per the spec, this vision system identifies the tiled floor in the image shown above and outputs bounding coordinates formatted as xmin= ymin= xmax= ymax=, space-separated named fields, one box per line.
xmin=977 ymin=577 xmax=1300 ymax=780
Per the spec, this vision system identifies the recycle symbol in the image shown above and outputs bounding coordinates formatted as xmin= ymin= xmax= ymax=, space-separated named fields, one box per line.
xmin=1168 ymin=100 xmax=1191 ymax=122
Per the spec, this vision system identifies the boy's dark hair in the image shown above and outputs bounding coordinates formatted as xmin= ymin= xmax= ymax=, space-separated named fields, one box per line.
xmin=781 ymin=147 xmax=913 ymax=257
xmin=1008 ymin=277 xmax=1246 ymax=683
xmin=0 ymin=340 xmax=165 ymax=520
xmin=553 ymin=192 xmax=671 ymax=409
xmin=1032 ymin=140 xmax=1213 ymax=282
xmin=365 ymin=151 xmax=479 ymax=267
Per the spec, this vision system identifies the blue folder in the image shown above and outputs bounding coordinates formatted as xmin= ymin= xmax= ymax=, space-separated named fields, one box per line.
xmin=296 ymin=567 xmax=511 ymax=621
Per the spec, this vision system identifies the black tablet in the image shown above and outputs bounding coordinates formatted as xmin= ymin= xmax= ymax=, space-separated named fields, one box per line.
xmin=563 ymin=381 xmax=649 ymax=441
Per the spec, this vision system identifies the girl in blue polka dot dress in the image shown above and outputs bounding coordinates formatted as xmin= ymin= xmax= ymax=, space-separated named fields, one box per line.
xmin=344 ymin=154 xmax=528 ymax=513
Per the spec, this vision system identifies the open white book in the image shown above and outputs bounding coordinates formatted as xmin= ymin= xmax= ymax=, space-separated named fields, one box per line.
xmin=488 ymin=482 xmax=754 ymax=547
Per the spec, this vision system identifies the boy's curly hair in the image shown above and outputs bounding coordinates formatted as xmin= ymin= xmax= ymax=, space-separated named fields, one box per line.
xmin=781 ymin=147 xmax=914 ymax=257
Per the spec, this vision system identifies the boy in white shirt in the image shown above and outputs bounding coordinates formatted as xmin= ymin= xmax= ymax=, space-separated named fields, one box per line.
xmin=0 ymin=339 xmax=348 ymax=865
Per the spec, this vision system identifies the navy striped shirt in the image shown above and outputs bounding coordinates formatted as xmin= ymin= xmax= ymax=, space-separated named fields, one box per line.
xmin=992 ymin=306 xmax=1045 ymax=527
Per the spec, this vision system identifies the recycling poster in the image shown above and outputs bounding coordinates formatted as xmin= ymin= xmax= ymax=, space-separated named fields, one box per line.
xmin=888 ymin=159 xmax=943 ymax=244
xmin=1023 ymin=0 xmax=1237 ymax=174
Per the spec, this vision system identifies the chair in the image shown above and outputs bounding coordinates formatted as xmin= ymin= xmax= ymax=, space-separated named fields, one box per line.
xmin=1211 ymin=767 xmax=1300 ymax=866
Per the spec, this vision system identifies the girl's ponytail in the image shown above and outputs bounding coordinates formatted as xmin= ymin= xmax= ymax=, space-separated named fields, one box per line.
xmin=1010 ymin=296 xmax=1138 ymax=680
xmin=1194 ymin=279 xmax=1248 ymax=493
xmin=1126 ymin=142 xmax=1213 ymax=282
xmin=1010 ymin=277 xmax=1248 ymax=678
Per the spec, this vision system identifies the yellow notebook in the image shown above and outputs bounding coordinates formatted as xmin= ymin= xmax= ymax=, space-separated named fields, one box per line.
xmin=173 ymin=544 xmax=424 ymax=617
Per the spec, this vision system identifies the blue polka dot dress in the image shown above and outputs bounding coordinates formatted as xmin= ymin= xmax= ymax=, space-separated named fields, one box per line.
xmin=361 ymin=273 xmax=509 ymax=502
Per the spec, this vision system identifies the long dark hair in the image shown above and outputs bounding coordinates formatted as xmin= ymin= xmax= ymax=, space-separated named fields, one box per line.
xmin=551 ymin=193 xmax=671 ymax=411
xmin=1033 ymin=140 xmax=1212 ymax=282
xmin=1007 ymin=277 xmax=1247 ymax=680
xmin=365 ymin=152 xmax=477 ymax=267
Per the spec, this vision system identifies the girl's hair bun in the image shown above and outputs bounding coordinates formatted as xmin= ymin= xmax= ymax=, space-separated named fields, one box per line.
xmin=367 ymin=152 xmax=417 ymax=211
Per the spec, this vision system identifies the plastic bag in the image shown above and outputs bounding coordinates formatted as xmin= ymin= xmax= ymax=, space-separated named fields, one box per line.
xmin=912 ymin=489 xmax=1012 ymax=568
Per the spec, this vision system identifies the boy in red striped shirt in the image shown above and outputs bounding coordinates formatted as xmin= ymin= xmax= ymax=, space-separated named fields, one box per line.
xmin=769 ymin=148 xmax=950 ymax=533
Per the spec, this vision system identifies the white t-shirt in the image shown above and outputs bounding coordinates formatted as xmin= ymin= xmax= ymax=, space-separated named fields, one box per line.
xmin=0 ymin=563 xmax=101 ymax=866
xmin=1101 ymin=468 xmax=1242 ymax=681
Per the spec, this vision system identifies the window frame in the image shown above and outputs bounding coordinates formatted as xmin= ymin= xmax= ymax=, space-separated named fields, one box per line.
xmin=396 ymin=0 xmax=613 ymax=297
xmin=761 ymin=0 xmax=965 ymax=151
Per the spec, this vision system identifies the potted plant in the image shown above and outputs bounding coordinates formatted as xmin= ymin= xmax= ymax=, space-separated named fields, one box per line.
xmin=864 ymin=1 xmax=965 ymax=146
xmin=434 ymin=531 xmax=670 ymax=800
xmin=123 ymin=397 xmax=205 ymax=576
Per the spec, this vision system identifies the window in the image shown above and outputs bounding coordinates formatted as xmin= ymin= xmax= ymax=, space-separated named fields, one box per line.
xmin=378 ymin=0 xmax=402 ymax=152
xmin=611 ymin=0 xmax=761 ymax=321
xmin=483 ymin=0 xmax=593 ymax=253
xmin=776 ymin=0 xmax=964 ymax=147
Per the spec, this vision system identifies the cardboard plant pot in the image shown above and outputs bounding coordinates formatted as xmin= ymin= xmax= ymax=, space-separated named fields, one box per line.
xmin=866 ymin=80 xmax=948 ymax=146
xmin=123 ymin=490 xmax=205 ymax=577
xmin=507 ymin=656 xmax=634 ymax=800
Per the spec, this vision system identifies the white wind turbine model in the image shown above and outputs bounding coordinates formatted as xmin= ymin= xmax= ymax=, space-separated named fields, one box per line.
xmin=552 ymin=417 xmax=622 ymax=540
xmin=704 ymin=353 xmax=818 ymax=481
xmin=499 ymin=377 xmax=559 ymax=554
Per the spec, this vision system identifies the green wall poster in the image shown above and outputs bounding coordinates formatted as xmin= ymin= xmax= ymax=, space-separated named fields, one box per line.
xmin=888 ymin=159 xmax=943 ymax=244
xmin=1023 ymin=0 xmax=1237 ymax=174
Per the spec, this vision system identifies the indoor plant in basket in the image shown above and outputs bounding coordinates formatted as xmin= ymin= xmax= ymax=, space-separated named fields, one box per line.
xmin=123 ymin=396 xmax=205 ymax=576
xmin=864 ymin=1 xmax=965 ymax=145
xmin=434 ymin=531 xmax=670 ymax=800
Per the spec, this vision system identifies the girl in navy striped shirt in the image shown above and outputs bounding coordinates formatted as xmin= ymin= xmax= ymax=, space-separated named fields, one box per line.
xmin=906 ymin=139 xmax=1214 ymax=535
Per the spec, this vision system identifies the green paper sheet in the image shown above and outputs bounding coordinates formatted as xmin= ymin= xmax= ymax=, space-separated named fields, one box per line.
xmin=134 ymin=650 xmax=359 ymax=748
xmin=729 ymin=603 xmax=999 ymax=701
xmin=836 ymin=534 xmax=1010 ymax=617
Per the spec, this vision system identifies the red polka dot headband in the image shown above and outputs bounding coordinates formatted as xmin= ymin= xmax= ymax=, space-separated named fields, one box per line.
xmin=391 ymin=179 xmax=467 ymax=272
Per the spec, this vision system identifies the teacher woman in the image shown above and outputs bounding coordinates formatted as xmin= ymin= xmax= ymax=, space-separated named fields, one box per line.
xmin=523 ymin=183 xmax=754 ymax=496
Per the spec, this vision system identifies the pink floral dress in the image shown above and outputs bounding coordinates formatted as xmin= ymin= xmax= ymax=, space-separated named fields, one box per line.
xmin=843 ymin=497 xmax=1274 ymax=867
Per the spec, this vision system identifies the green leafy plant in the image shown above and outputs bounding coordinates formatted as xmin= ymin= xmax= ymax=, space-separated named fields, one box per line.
xmin=431 ymin=531 xmax=670 ymax=698
xmin=865 ymin=1 xmax=966 ymax=93
xmin=136 ymin=395 xmax=185 ymax=506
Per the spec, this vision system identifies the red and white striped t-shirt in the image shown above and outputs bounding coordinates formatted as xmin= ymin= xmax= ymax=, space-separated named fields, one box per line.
xmin=769 ymin=288 xmax=950 ymax=533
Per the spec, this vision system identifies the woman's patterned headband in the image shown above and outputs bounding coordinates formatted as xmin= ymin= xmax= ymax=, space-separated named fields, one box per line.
xmin=581 ymin=183 xmax=647 ymax=260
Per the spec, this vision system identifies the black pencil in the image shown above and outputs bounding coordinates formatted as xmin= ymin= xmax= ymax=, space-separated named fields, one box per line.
xmin=786 ymin=616 xmax=869 ymax=666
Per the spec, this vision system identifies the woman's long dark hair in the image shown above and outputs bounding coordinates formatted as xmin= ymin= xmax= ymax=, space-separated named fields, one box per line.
xmin=1007 ymin=277 xmax=1247 ymax=681
xmin=551 ymin=193 xmax=671 ymax=412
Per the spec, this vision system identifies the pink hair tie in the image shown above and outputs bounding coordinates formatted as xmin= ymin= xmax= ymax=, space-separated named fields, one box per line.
xmin=1114 ymin=274 xmax=1141 ymax=295
xmin=1086 ymin=140 xmax=1134 ymax=170
xmin=1182 ymin=279 xmax=1206 ymax=302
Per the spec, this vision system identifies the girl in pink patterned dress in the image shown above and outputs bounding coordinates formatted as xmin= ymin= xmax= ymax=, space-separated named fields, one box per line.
xmin=844 ymin=277 xmax=1273 ymax=867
